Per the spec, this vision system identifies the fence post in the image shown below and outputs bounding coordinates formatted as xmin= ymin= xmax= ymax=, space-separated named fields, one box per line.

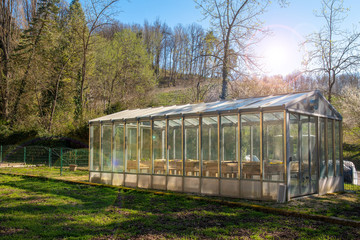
xmin=60 ymin=148 xmax=63 ymax=176
xmin=24 ymin=147 xmax=26 ymax=164
xmin=75 ymin=149 xmax=77 ymax=165
xmin=49 ymin=148 xmax=52 ymax=167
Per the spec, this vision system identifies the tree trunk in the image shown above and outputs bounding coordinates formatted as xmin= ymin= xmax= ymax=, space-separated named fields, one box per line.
xmin=220 ymin=40 xmax=229 ymax=100
xmin=0 ymin=54 xmax=10 ymax=120
xmin=327 ymin=70 xmax=336 ymax=103
xmin=0 ymin=0 xmax=14 ymax=121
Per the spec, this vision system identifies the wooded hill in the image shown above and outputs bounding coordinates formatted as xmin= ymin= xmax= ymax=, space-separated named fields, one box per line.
xmin=0 ymin=0 xmax=359 ymax=146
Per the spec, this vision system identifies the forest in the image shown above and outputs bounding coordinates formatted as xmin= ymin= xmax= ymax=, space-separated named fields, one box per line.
xmin=0 ymin=0 xmax=359 ymax=146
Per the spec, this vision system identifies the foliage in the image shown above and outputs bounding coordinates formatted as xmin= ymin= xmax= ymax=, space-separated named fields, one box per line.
xmin=343 ymin=143 xmax=360 ymax=170
xmin=0 ymin=0 xmax=360 ymax=146
xmin=0 ymin=174 xmax=359 ymax=239
xmin=150 ymin=89 xmax=189 ymax=107
xmin=333 ymin=86 xmax=360 ymax=144
xmin=229 ymin=75 xmax=292 ymax=98
xmin=92 ymin=29 xmax=155 ymax=110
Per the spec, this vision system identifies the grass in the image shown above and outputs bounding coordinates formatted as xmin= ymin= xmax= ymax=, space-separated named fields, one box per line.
xmin=0 ymin=174 xmax=359 ymax=239
xmin=218 ymin=184 xmax=360 ymax=222
xmin=0 ymin=166 xmax=89 ymax=182
xmin=1 ymin=166 xmax=359 ymax=222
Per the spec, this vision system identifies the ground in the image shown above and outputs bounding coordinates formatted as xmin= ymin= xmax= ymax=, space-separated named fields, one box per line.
xmin=0 ymin=168 xmax=359 ymax=239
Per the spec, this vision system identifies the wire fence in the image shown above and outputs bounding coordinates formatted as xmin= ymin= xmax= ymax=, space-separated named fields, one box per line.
xmin=0 ymin=145 xmax=88 ymax=168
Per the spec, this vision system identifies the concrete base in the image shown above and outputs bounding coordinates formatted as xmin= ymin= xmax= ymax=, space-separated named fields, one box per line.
xmin=89 ymin=171 xmax=342 ymax=201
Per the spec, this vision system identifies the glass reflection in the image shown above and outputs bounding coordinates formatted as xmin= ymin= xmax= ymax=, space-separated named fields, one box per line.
xmin=90 ymin=125 xmax=101 ymax=171
xmin=185 ymin=118 xmax=199 ymax=176
xmin=168 ymin=119 xmax=182 ymax=175
xmin=126 ymin=122 xmax=137 ymax=173
xmin=202 ymin=117 xmax=218 ymax=177
xmin=113 ymin=123 xmax=124 ymax=172
xmin=102 ymin=124 xmax=112 ymax=171
xmin=263 ymin=112 xmax=284 ymax=181
xmin=153 ymin=120 xmax=166 ymax=174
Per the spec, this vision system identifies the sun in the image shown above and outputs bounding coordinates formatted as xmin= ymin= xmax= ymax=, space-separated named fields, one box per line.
xmin=263 ymin=44 xmax=289 ymax=75
xmin=254 ymin=25 xmax=305 ymax=76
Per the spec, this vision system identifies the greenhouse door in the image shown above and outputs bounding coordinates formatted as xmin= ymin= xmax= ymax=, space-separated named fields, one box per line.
xmin=289 ymin=115 xmax=317 ymax=198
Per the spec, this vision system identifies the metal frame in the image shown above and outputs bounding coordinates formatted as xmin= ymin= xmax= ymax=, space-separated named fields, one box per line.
xmin=340 ymin=121 xmax=343 ymax=177
xmin=238 ymin=112 xmax=241 ymax=180
xmin=283 ymin=110 xmax=287 ymax=197
xmin=123 ymin=121 xmax=126 ymax=175
xmin=219 ymin=113 xmax=239 ymax=180
xmin=260 ymin=111 xmax=263 ymax=198
xmin=324 ymin=118 xmax=328 ymax=178
xmin=316 ymin=116 xmax=320 ymax=193
xmin=111 ymin=122 xmax=114 ymax=173
xmin=332 ymin=119 xmax=336 ymax=177
xmin=217 ymin=114 xmax=221 ymax=190
xmin=200 ymin=115 xmax=219 ymax=179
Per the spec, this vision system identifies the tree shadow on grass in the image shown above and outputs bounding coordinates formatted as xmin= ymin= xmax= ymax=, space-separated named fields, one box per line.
xmin=274 ymin=193 xmax=360 ymax=221
xmin=0 ymin=176 xmax=119 ymax=239
xmin=1 ymin=177 xmax=359 ymax=239
xmin=105 ymin=190 xmax=360 ymax=240
xmin=0 ymin=176 xmax=116 ymax=208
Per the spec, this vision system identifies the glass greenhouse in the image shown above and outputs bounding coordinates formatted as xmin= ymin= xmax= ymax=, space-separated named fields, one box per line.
xmin=88 ymin=90 xmax=343 ymax=201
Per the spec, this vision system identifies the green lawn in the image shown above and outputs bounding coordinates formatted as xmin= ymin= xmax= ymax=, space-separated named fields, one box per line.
xmin=224 ymin=185 xmax=360 ymax=221
xmin=0 ymin=175 xmax=359 ymax=239
xmin=1 ymin=166 xmax=359 ymax=222
xmin=0 ymin=166 xmax=89 ymax=182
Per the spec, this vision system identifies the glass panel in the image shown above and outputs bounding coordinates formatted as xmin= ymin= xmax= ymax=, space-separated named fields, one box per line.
xmin=335 ymin=121 xmax=340 ymax=177
xmin=113 ymin=123 xmax=124 ymax=172
xmin=202 ymin=117 xmax=218 ymax=177
xmin=289 ymin=114 xmax=300 ymax=196
xmin=267 ymin=93 xmax=307 ymax=107
xmin=185 ymin=118 xmax=200 ymax=176
xmin=140 ymin=121 xmax=151 ymax=174
xmin=90 ymin=125 xmax=101 ymax=171
xmin=263 ymin=112 xmax=284 ymax=181
xmin=310 ymin=117 xmax=317 ymax=193
xmin=101 ymin=124 xmax=112 ymax=171
xmin=319 ymin=118 xmax=326 ymax=178
xmin=168 ymin=119 xmax=182 ymax=175
xmin=126 ymin=122 xmax=137 ymax=173
xmin=241 ymin=113 xmax=261 ymax=180
xmin=221 ymin=115 xmax=238 ymax=179
xmin=327 ymin=120 xmax=334 ymax=177
xmin=153 ymin=120 xmax=166 ymax=174
xmin=300 ymin=115 xmax=310 ymax=194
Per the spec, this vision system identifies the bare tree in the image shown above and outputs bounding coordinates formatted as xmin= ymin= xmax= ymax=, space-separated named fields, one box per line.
xmin=194 ymin=0 xmax=272 ymax=100
xmin=72 ymin=0 xmax=120 ymax=122
xmin=0 ymin=0 xmax=19 ymax=120
xmin=302 ymin=0 xmax=360 ymax=102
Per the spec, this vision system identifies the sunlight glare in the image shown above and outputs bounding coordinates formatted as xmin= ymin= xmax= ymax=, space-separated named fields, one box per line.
xmin=263 ymin=44 xmax=289 ymax=76
xmin=255 ymin=25 xmax=305 ymax=76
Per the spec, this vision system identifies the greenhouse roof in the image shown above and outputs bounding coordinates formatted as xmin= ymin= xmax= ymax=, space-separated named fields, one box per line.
xmin=89 ymin=90 xmax=342 ymax=123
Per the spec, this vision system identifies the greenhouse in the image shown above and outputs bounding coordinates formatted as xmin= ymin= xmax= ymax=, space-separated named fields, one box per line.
xmin=88 ymin=90 xmax=343 ymax=201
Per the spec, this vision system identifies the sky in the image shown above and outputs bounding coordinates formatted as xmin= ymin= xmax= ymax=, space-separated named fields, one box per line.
xmin=115 ymin=0 xmax=360 ymax=76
